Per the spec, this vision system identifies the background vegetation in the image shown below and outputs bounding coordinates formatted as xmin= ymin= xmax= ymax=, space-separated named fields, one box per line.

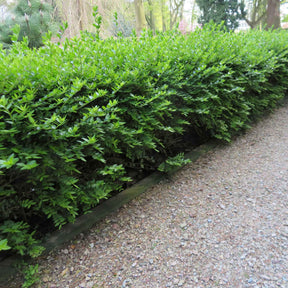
xmin=0 ymin=0 xmax=287 ymax=45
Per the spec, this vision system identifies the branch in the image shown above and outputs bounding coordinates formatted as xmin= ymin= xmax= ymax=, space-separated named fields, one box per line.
xmin=243 ymin=11 xmax=267 ymax=28
xmin=254 ymin=11 xmax=267 ymax=25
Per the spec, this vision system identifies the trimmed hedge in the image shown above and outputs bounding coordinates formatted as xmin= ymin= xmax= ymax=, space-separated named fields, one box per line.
xmin=1 ymin=24 xmax=288 ymax=257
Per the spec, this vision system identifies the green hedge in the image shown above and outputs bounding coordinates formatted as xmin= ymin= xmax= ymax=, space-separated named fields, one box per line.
xmin=1 ymin=25 xmax=288 ymax=257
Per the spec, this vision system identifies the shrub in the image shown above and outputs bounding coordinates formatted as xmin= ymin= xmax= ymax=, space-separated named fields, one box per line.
xmin=1 ymin=24 xmax=288 ymax=258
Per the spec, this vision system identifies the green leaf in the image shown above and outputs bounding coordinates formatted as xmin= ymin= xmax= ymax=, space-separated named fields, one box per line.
xmin=17 ymin=160 xmax=39 ymax=170
xmin=158 ymin=153 xmax=191 ymax=173
xmin=0 ymin=154 xmax=19 ymax=169
xmin=0 ymin=239 xmax=11 ymax=251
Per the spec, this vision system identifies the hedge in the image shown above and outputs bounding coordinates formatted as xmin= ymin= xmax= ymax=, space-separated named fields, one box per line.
xmin=1 ymin=24 xmax=288 ymax=258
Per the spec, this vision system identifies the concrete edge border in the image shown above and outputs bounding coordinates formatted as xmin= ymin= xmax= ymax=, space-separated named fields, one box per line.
xmin=0 ymin=140 xmax=219 ymax=284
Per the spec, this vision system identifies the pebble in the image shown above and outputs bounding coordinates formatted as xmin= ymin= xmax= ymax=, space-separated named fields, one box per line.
xmin=173 ymin=278 xmax=179 ymax=285
xmin=179 ymin=222 xmax=187 ymax=229
xmin=86 ymin=281 xmax=94 ymax=288
xmin=122 ymin=278 xmax=131 ymax=287
xmin=248 ymin=278 xmax=255 ymax=283
xmin=131 ymin=262 xmax=137 ymax=268
xmin=240 ymin=253 xmax=247 ymax=260
xmin=260 ymin=275 xmax=271 ymax=281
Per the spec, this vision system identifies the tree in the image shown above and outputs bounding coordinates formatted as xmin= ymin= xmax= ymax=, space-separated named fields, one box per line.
xmin=242 ymin=0 xmax=267 ymax=29
xmin=53 ymin=0 xmax=95 ymax=38
xmin=196 ymin=0 xmax=245 ymax=31
xmin=242 ymin=0 xmax=281 ymax=30
xmin=0 ymin=0 xmax=56 ymax=48
xmin=190 ymin=0 xmax=199 ymax=30
xmin=85 ymin=0 xmax=136 ymax=38
xmin=146 ymin=0 xmax=156 ymax=32
xmin=169 ymin=0 xmax=185 ymax=29
xmin=0 ymin=0 xmax=16 ymax=22
xmin=143 ymin=0 xmax=168 ymax=32
xmin=134 ymin=0 xmax=146 ymax=35
xmin=266 ymin=0 xmax=280 ymax=29
xmin=110 ymin=11 xmax=134 ymax=37
xmin=160 ymin=0 xmax=167 ymax=31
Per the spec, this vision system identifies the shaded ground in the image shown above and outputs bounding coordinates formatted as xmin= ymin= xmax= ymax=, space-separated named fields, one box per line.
xmin=7 ymin=103 xmax=288 ymax=288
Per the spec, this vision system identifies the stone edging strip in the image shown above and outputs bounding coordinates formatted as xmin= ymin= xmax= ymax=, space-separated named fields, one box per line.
xmin=0 ymin=140 xmax=218 ymax=284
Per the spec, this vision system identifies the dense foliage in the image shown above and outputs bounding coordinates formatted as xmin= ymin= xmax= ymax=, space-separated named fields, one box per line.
xmin=196 ymin=0 xmax=245 ymax=31
xmin=1 ymin=24 xmax=288 ymax=258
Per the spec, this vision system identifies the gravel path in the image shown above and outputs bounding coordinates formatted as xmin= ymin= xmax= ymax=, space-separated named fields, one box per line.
xmin=11 ymin=104 xmax=288 ymax=288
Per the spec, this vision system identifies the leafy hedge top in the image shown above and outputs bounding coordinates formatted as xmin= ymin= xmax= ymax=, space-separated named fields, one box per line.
xmin=1 ymin=25 xmax=288 ymax=258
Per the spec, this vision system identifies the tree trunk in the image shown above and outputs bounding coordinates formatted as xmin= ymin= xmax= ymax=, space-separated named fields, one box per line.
xmin=191 ymin=0 xmax=196 ymax=25
xmin=53 ymin=0 xmax=95 ymax=38
xmin=180 ymin=1 xmax=184 ymax=20
xmin=53 ymin=0 xmax=80 ymax=38
xmin=146 ymin=0 xmax=155 ymax=33
xmin=76 ymin=0 xmax=82 ymax=31
xmin=161 ymin=0 xmax=167 ymax=31
xmin=169 ymin=0 xmax=173 ymax=29
xmin=134 ymin=0 xmax=146 ymax=36
xmin=266 ymin=0 xmax=280 ymax=29
xmin=243 ymin=0 xmax=267 ymax=30
xmin=169 ymin=0 xmax=185 ymax=29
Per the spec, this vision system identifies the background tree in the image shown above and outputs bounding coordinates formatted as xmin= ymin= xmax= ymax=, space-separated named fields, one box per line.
xmin=53 ymin=0 xmax=95 ymax=38
xmin=242 ymin=0 xmax=281 ymax=30
xmin=144 ymin=0 xmax=168 ymax=32
xmin=196 ymin=0 xmax=245 ymax=30
xmin=266 ymin=0 xmax=280 ymax=29
xmin=0 ymin=0 xmax=16 ymax=20
xmin=243 ymin=0 xmax=267 ymax=29
xmin=145 ymin=0 xmax=156 ymax=32
xmin=134 ymin=0 xmax=146 ymax=35
xmin=53 ymin=0 xmax=135 ymax=38
xmin=0 ymin=0 xmax=56 ymax=48
xmin=145 ymin=0 xmax=157 ymax=33
xmin=110 ymin=11 xmax=134 ymax=37
xmin=161 ymin=0 xmax=168 ymax=31
xmin=190 ymin=0 xmax=200 ymax=30
xmin=169 ymin=0 xmax=185 ymax=29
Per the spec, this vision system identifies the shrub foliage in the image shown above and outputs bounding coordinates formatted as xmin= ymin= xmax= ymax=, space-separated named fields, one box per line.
xmin=1 ymin=24 xmax=288 ymax=257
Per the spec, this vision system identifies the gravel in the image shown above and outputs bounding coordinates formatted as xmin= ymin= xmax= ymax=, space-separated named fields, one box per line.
xmin=8 ymin=103 xmax=288 ymax=288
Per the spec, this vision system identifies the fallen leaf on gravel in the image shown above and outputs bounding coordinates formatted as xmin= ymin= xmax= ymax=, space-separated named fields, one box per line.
xmin=60 ymin=268 xmax=69 ymax=277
